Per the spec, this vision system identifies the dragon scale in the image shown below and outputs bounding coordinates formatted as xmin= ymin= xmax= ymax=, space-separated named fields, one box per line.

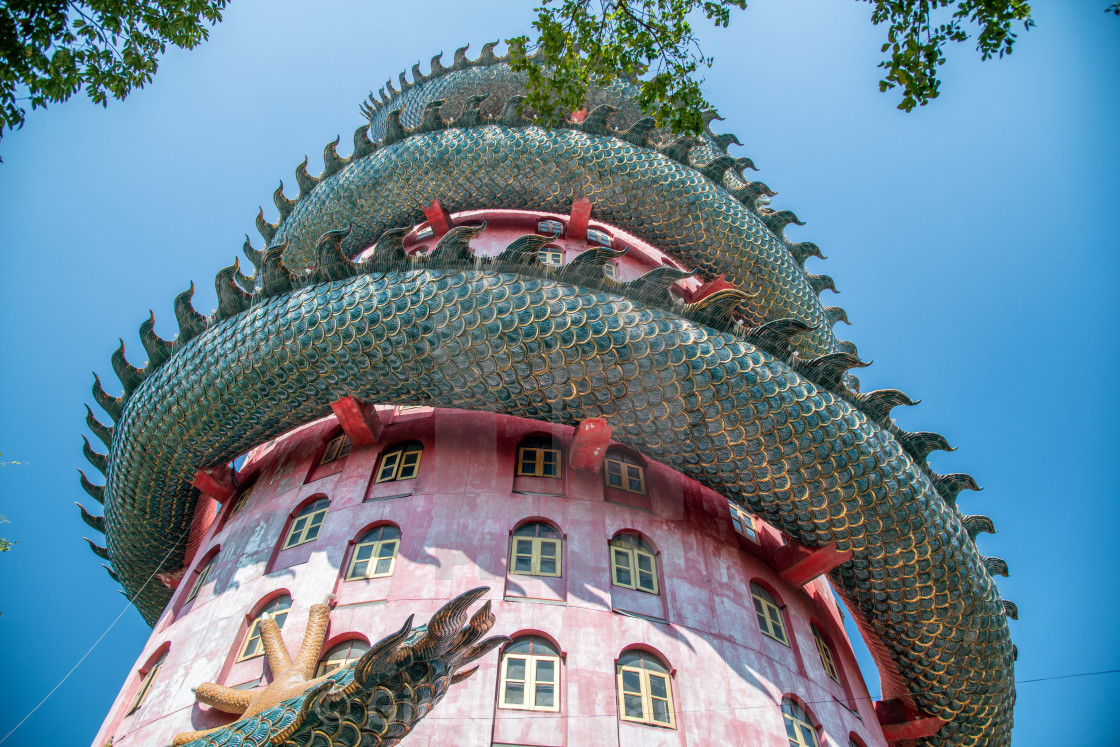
xmin=82 ymin=48 xmax=1014 ymax=747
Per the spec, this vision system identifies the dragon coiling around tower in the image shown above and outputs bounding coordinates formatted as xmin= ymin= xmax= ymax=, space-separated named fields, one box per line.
xmin=77 ymin=45 xmax=1016 ymax=746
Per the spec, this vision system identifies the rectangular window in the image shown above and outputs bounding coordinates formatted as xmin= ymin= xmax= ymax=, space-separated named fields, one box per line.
xmin=346 ymin=539 xmax=400 ymax=580
xmin=184 ymin=558 xmax=213 ymax=603
xmin=611 ymin=547 xmax=658 ymax=594
xmin=500 ymin=653 xmax=560 ymax=711
xmin=814 ymin=630 xmax=840 ymax=684
xmin=510 ymin=537 xmax=562 ymax=577
xmin=283 ymin=505 xmax=328 ymax=549
xmin=606 ymin=459 xmax=646 ymax=494
xmin=517 ymin=447 xmax=562 ymax=478
xmin=617 ymin=667 xmax=675 ymax=727
xmin=537 ymin=219 xmax=564 ymax=236
xmin=753 ymin=596 xmax=789 ymax=645
xmin=126 ymin=662 xmax=162 ymax=715
xmin=729 ymin=501 xmax=759 ymax=542
xmin=587 ymin=228 xmax=613 ymax=247
xmin=319 ymin=434 xmax=352 ymax=465
xmin=376 ymin=448 xmax=422 ymax=483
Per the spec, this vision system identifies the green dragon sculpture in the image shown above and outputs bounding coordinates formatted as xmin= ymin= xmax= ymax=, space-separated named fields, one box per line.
xmin=78 ymin=45 xmax=1015 ymax=746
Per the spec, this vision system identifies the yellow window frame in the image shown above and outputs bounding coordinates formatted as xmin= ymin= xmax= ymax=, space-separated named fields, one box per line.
xmin=184 ymin=557 xmax=214 ymax=603
xmin=345 ymin=537 xmax=400 ymax=580
xmin=282 ymin=503 xmax=328 ymax=549
xmin=237 ymin=601 xmax=290 ymax=661
xmin=605 ymin=458 xmax=646 ymax=494
xmin=617 ymin=666 xmax=675 ymax=728
xmin=813 ymin=628 xmax=840 ymax=684
xmin=751 ymin=586 xmax=789 ymax=645
xmin=729 ymin=501 xmax=758 ymax=541
xmin=126 ymin=661 xmax=162 ymax=715
xmin=538 ymin=248 xmax=564 ymax=266
xmin=375 ymin=447 xmax=422 ymax=483
xmin=517 ymin=446 xmax=562 ymax=478
xmin=610 ymin=544 xmax=659 ymax=594
xmin=315 ymin=642 xmax=369 ymax=677
xmin=319 ymin=433 xmax=352 ymax=465
xmin=783 ymin=702 xmax=820 ymax=747
xmin=499 ymin=652 xmax=561 ymax=712
xmin=509 ymin=536 xmax=562 ymax=577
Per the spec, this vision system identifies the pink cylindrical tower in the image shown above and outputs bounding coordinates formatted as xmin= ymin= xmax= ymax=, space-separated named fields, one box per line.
xmin=93 ymin=402 xmax=887 ymax=747
xmin=82 ymin=45 xmax=1015 ymax=747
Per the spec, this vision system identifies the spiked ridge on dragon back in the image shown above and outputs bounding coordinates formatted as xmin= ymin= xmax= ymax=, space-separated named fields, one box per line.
xmin=79 ymin=46 xmax=1015 ymax=747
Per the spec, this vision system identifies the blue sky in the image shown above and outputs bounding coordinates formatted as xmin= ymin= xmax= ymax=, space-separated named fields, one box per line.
xmin=0 ymin=1 xmax=1116 ymax=744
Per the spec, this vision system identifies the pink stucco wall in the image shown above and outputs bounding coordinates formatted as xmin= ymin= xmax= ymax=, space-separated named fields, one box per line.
xmin=92 ymin=407 xmax=887 ymax=747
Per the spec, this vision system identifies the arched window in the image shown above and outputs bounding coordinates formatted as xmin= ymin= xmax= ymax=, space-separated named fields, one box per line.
xmin=499 ymin=636 xmax=561 ymax=712
xmin=316 ymin=639 xmax=371 ymax=677
xmin=812 ymin=625 xmax=840 ymax=684
xmin=587 ymin=227 xmax=613 ymax=247
xmin=605 ymin=449 xmax=646 ymax=494
xmin=282 ymin=498 xmax=329 ymax=549
xmin=237 ymin=595 xmax=292 ymax=661
xmin=510 ymin=522 xmax=562 ymax=577
xmin=538 ymin=218 xmax=564 ymax=236
xmin=617 ymin=650 xmax=674 ymax=728
xmin=232 ymin=488 xmax=252 ymax=514
xmin=610 ymin=534 xmax=658 ymax=594
xmin=728 ymin=500 xmax=758 ymax=541
xmin=750 ymin=582 xmax=788 ymax=645
xmin=126 ymin=650 xmax=166 ymax=715
xmin=345 ymin=525 xmax=401 ymax=580
xmin=319 ymin=432 xmax=352 ymax=465
xmin=782 ymin=698 xmax=820 ymax=747
xmin=375 ymin=441 xmax=423 ymax=483
xmin=184 ymin=551 xmax=218 ymax=603
xmin=539 ymin=247 xmax=564 ymax=266
xmin=517 ymin=436 xmax=562 ymax=478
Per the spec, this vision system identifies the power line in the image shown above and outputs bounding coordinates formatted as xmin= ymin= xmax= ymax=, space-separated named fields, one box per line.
xmin=0 ymin=531 xmax=188 ymax=746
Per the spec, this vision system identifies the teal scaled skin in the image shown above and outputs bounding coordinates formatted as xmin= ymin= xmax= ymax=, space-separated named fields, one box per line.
xmin=105 ymin=269 xmax=1010 ymax=747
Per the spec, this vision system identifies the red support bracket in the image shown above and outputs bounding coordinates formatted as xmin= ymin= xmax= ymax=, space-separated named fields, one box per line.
xmin=191 ymin=465 xmax=237 ymax=504
xmin=569 ymin=418 xmax=613 ymax=473
xmin=679 ymin=273 xmax=736 ymax=303
xmin=568 ymin=197 xmax=592 ymax=241
xmin=330 ymin=395 xmax=385 ymax=447
xmin=875 ymin=699 xmax=948 ymax=741
xmin=772 ymin=540 xmax=853 ymax=588
xmin=422 ymin=199 xmax=454 ymax=237
xmin=156 ymin=567 xmax=187 ymax=591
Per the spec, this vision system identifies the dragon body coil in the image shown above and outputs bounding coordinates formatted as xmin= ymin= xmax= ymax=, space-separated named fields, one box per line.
xmin=80 ymin=47 xmax=1015 ymax=746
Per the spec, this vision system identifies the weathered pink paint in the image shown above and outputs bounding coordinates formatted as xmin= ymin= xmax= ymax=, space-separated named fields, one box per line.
xmin=92 ymin=405 xmax=889 ymax=747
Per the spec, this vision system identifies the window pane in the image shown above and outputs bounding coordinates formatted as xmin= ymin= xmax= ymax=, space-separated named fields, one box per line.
xmin=535 ymin=658 xmax=555 ymax=683
xmin=537 ymin=524 xmax=560 ymax=539
xmin=535 ymin=683 xmax=555 ymax=708
xmin=649 ymin=673 xmax=668 ymax=699
xmin=621 ymin=669 xmax=642 ymax=694
xmin=373 ymin=557 xmax=393 ymax=575
xmin=623 ymin=693 xmax=645 ymax=718
xmin=349 ymin=560 xmax=369 ymax=578
xmin=638 ymin=569 xmax=656 ymax=593
xmin=799 ymin=724 xmax=818 ymax=746
xmin=503 ymin=682 xmax=525 ymax=705
xmin=398 ymin=451 xmax=421 ymax=479
xmin=538 ymin=539 xmax=558 ymax=559
xmin=355 ymin=544 xmax=374 ymax=561
xmin=538 ymin=556 xmax=557 ymax=575
xmin=612 ymin=548 xmax=633 ymax=587
xmin=651 ymin=697 xmax=671 ymax=724
xmin=506 ymin=657 xmax=526 ymax=680
xmin=377 ymin=540 xmax=397 ymax=558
